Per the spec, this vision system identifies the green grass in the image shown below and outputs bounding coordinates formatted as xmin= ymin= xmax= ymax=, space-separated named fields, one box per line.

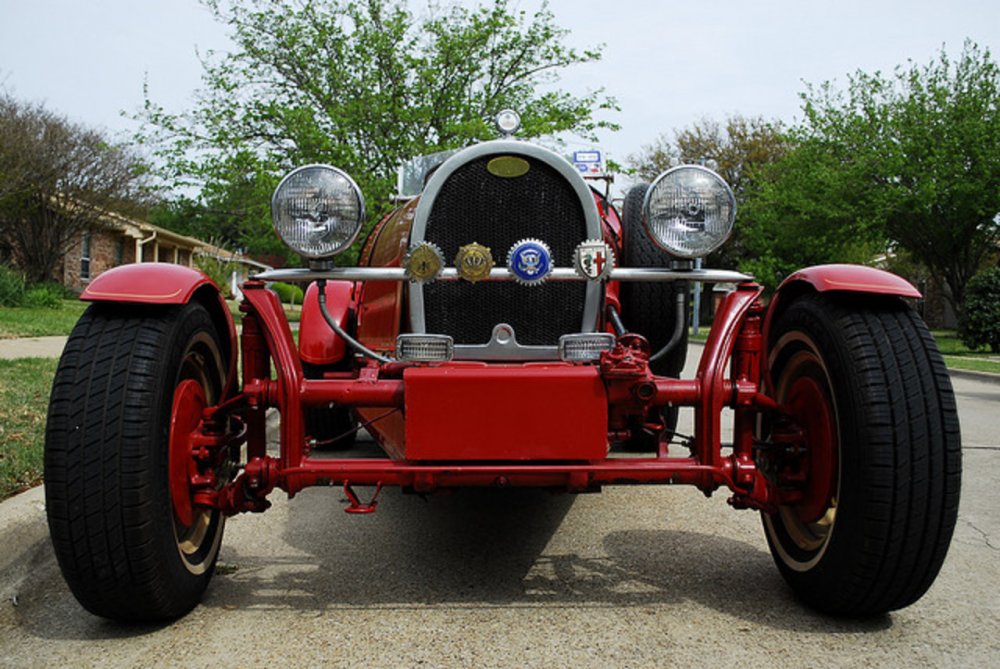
xmin=690 ymin=326 xmax=999 ymax=373
xmin=0 ymin=299 xmax=88 ymax=338
xmin=0 ymin=358 xmax=57 ymax=500
xmin=932 ymin=330 xmax=1000 ymax=374
xmin=0 ymin=297 xmax=300 ymax=341
xmin=940 ymin=356 xmax=1000 ymax=374
xmin=688 ymin=326 xmax=709 ymax=343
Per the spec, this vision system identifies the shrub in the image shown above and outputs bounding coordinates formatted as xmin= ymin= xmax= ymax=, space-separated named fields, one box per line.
xmin=270 ymin=281 xmax=304 ymax=305
xmin=194 ymin=254 xmax=239 ymax=298
xmin=23 ymin=283 xmax=67 ymax=309
xmin=0 ymin=264 xmax=26 ymax=306
xmin=959 ymin=267 xmax=1000 ymax=353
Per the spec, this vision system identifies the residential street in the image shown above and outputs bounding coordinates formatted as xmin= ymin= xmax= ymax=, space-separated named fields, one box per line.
xmin=0 ymin=345 xmax=997 ymax=667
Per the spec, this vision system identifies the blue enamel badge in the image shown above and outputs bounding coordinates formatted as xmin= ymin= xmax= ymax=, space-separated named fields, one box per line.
xmin=506 ymin=238 xmax=553 ymax=286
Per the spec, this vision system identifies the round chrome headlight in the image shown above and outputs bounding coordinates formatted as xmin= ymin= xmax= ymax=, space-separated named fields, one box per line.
xmin=271 ymin=165 xmax=366 ymax=259
xmin=642 ymin=165 xmax=736 ymax=259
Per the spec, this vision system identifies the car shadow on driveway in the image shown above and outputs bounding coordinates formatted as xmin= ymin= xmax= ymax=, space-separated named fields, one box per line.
xmin=200 ymin=487 xmax=891 ymax=635
xmin=6 ymin=487 xmax=890 ymax=641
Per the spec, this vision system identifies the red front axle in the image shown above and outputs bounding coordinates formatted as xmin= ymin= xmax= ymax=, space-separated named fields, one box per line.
xmin=176 ymin=280 xmax=807 ymax=517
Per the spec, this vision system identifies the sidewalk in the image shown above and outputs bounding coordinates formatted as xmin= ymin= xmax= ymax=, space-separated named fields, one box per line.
xmin=0 ymin=320 xmax=303 ymax=360
xmin=0 ymin=486 xmax=48 ymax=603
xmin=0 ymin=336 xmax=68 ymax=360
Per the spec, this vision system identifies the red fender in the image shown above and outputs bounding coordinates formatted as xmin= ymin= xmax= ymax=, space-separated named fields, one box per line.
xmin=777 ymin=263 xmax=920 ymax=299
xmin=80 ymin=263 xmax=239 ymax=400
xmin=763 ymin=262 xmax=918 ymax=364
xmin=299 ymin=280 xmax=353 ymax=366
xmin=81 ymin=262 xmax=219 ymax=304
xmin=761 ymin=263 xmax=920 ymax=397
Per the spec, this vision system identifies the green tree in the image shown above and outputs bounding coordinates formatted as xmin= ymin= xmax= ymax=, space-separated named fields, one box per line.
xmin=0 ymin=95 xmax=148 ymax=283
xmin=140 ymin=0 xmax=618 ymax=264
xmin=749 ymin=41 xmax=1000 ymax=306
xmin=738 ymin=134 xmax=890 ymax=289
xmin=631 ymin=115 xmax=788 ymax=195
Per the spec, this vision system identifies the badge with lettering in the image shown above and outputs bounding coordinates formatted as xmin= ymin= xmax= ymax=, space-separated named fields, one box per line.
xmin=403 ymin=241 xmax=445 ymax=283
xmin=506 ymin=238 xmax=552 ymax=286
xmin=573 ymin=239 xmax=614 ymax=281
xmin=455 ymin=242 xmax=494 ymax=283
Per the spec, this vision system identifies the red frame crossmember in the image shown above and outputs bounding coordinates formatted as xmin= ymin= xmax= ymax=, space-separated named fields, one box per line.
xmin=188 ymin=280 xmax=792 ymax=517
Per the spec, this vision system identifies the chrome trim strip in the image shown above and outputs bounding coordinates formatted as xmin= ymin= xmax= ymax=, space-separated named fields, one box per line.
xmin=406 ymin=140 xmax=603 ymax=335
xmin=453 ymin=345 xmax=557 ymax=361
xmin=254 ymin=267 xmax=754 ymax=284
xmin=410 ymin=281 xmax=426 ymax=333
xmin=452 ymin=324 xmax=559 ymax=361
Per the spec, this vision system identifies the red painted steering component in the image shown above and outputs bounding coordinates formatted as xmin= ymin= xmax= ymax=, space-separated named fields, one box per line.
xmin=169 ymin=379 xmax=206 ymax=528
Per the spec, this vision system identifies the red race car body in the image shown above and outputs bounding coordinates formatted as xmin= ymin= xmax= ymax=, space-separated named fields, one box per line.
xmin=48 ymin=114 xmax=961 ymax=622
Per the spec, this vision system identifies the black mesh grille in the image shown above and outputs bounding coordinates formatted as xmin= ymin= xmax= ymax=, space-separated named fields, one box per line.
xmin=423 ymin=155 xmax=588 ymax=345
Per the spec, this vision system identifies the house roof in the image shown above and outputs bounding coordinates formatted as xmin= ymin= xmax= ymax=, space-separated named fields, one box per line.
xmin=98 ymin=209 xmax=271 ymax=270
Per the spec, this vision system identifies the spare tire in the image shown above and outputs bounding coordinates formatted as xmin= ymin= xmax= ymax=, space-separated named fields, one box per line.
xmin=618 ymin=183 xmax=689 ymax=449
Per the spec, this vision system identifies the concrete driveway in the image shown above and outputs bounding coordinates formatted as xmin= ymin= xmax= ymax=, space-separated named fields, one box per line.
xmin=0 ymin=347 xmax=997 ymax=667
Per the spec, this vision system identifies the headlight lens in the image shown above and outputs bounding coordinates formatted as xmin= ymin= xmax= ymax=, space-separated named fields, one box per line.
xmin=643 ymin=165 xmax=736 ymax=258
xmin=271 ymin=165 xmax=366 ymax=259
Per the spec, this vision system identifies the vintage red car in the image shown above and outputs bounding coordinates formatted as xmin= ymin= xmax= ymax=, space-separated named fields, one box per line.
xmin=45 ymin=111 xmax=960 ymax=621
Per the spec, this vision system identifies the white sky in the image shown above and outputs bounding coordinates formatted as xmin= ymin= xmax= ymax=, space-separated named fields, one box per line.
xmin=1 ymin=0 xmax=998 ymax=196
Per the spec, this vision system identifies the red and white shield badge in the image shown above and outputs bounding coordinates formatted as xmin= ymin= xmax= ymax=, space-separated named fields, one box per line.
xmin=573 ymin=240 xmax=615 ymax=281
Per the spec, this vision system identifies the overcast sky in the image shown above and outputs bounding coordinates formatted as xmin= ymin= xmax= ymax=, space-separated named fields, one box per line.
xmin=2 ymin=0 xmax=998 ymax=195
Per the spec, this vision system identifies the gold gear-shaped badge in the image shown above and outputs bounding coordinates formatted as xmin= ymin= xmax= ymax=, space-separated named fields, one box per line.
xmin=454 ymin=242 xmax=495 ymax=283
xmin=403 ymin=242 xmax=445 ymax=283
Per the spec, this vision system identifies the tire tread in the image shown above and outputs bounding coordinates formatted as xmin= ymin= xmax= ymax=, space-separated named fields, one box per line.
xmin=765 ymin=293 xmax=961 ymax=616
xmin=45 ymin=303 xmax=224 ymax=620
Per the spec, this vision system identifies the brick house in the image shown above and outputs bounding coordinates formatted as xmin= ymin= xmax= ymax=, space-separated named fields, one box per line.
xmin=58 ymin=210 xmax=269 ymax=298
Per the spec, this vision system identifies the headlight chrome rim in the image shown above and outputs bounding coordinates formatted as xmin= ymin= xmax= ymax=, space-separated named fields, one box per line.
xmin=642 ymin=164 xmax=736 ymax=259
xmin=271 ymin=164 xmax=366 ymax=260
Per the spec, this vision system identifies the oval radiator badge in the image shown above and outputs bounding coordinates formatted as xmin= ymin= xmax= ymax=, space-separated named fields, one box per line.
xmin=487 ymin=156 xmax=530 ymax=178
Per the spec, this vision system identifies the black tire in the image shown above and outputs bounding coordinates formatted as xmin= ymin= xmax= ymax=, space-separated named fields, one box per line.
xmin=763 ymin=293 xmax=961 ymax=617
xmin=619 ymin=183 xmax=688 ymax=449
xmin=303 ymin=363 xmax=358 ymax=450
xmin=45 ymin=301 xmax=229 ymax=621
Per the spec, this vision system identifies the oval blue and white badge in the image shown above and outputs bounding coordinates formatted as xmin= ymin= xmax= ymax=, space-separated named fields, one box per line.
xmin=506 ymin=238 xmax=553 ymax=286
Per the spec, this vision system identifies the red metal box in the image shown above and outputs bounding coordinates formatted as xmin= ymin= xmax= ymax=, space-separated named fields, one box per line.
xmin=403 ymin=364 xmax=608 ymax=460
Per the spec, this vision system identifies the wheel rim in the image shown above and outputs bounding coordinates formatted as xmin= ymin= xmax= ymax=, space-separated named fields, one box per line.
xmin=168 ymin=332 xmax=226 ymax=575
xmin=764 ymin=332 xmax=841 ymax=572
